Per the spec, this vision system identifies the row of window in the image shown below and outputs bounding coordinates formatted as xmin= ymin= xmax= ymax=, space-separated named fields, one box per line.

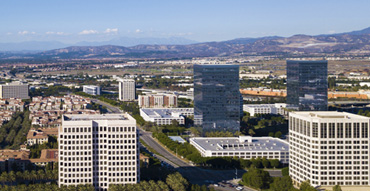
xmin=63 ymin=126 xmax=136 ymax=133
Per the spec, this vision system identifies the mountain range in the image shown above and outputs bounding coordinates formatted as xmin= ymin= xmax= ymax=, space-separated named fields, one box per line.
xmin=3 ymin=27 xmax=370 ymax=59
xmin=0 ymin=37 xmax=198 ymax=52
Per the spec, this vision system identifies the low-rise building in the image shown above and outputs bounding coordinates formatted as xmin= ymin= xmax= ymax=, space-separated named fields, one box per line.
xmin=0 ymin=149 xmax=31 ymax=172
xmin=138 ymin=94 xmax=177 ymax=108
xmin=140 ymin=108 xmax=193 ymax=125
xmin=243 ymin=103 xmax=288 ymax=116
xmin=190 ymin=136 xmax=289 ymax=164
xmin=26 ymin=128 xmax=58 ymax=146
xmin=27 ymin=129 xmax=49 ymax=145
xmin=30 ymin=149 xmax=58 ymax=167
xmin=83 ymin=85 xmax=101 ymax=95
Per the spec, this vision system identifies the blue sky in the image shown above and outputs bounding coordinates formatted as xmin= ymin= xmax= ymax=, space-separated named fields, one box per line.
xmin=1 ymin=0 xmax=370 ymax=43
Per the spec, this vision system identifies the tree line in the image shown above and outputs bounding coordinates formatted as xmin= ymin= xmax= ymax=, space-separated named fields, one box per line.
xmin=0 ymin=111 xmax=31 ymax=149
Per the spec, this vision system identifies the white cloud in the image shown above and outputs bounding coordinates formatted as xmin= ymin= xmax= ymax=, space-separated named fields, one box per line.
xmin=79 ymin=30 xmax=99 ymax=35
xmin=18 ymin=31 xmax=29 ymax=35
xmin=104 ymin=28 xmax=118 ymax=34
xmin=46 ymin=31 xmax=66 ymax=35
xmin=17 ymin=31 xmax=36 ymax=35
xmin=328 ymin=30 xmax=336 ymax=34
xmin=6 ymin=32 xmax=12 ymax=35
xmin=135 ymin=29 xmax=142 ymax=33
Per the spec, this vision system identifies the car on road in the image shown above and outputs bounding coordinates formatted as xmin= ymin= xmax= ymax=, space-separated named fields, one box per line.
xmin=236 ymin=186 xmax=243 ymax=190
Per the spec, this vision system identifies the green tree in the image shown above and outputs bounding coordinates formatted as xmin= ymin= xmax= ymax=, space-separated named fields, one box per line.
xmin=270 ymin=159 xmax=280 ymax=169
xmin=332 ymin=185 xmax=342 ymax=191
xmin=269 ymin=176 xmax=294 ymax=191
xmin=248 ymin=129 xmax=256 ymax=136
xmin=299 ymin=180 xmax=316 ymax=191
xmin=275 ymin=131 xmax=282 ymax=138
xmin=166 ymin=172 xmax=189 ymax=191
xmin=282 ymin=167 xmax=289 ymax=176
xmin=262 ymin=158 xmax=270 ymax=168
xmin=242 ymin=167 xmax=272 ymax=190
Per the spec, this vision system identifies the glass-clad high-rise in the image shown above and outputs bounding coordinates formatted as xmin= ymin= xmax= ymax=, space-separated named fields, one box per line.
xmin=194 ymin=64 xmax=240 ymax=132
xmin=286 ymin=60 xmax=328 ymax=111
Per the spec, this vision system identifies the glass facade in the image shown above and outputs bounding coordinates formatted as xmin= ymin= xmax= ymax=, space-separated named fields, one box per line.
xmin=287 ymin=60 xmax=328 ymax=111
xmin=193 ymin=64 xmax=240 ymax=132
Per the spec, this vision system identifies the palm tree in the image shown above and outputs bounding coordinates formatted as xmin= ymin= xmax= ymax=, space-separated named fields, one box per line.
xmin=0 ymin=171 xmax=7 ymax=185
xmin=7 ymin=171 xmax=16 ymax=185
xmin=30 ymin=170 xmax=37 ymax=184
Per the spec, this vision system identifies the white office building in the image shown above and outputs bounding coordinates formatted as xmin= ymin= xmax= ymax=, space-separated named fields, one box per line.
xmin=190 ymin=136 xmax=289 ymax=164
xmin=83 ymin=85 xmax=101 ymax=95
xmin=0 ymin=82 xmax=29 ymax=99
xmin=289 ymin=111 xmax=370 ymax=188
xmin=59 ymin=114 xmax=139 ymax=191
xmin=243 ymin=103 xmax=287 ymax=116
xmin=119 ymin=79 xmax=135 ymax=101
xmin=140 ymin=108 xmax=193 ymax=125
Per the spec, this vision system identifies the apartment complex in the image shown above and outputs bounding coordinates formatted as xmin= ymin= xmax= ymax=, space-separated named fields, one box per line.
xmin=138 ymin=94 xmax=177 ymax=108
xmin=289 ymin=111 xmax=370 ymax=188
xmin=287 ymin=60 xmax=328 ymax=111
xmin=118 ymin=79 xmax=135 ymax=101
xmin=83 ymin=85 xmax=101 ymax=96
xmin=0 ymin=82 xmax=29 ymax=99
xmin=190 ymin=136 xmax=289 ymax=164
xmin=59 ymin=114 xmax=139 ymax=190
xmin=194 ymin=64 xmax=240 ymax=132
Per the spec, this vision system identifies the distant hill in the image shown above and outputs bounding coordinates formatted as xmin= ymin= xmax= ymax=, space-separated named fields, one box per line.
xmin=0 ymin=37 xmax=198 ymax=52
xmin=6 ymin=27 xmax=370 ymax=58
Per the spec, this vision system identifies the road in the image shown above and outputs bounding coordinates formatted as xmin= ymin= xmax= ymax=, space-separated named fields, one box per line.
xmin=92 ymin=99 xmax=122 ymax=113
xmin=95 ymin=99 xmax=281 ymax=185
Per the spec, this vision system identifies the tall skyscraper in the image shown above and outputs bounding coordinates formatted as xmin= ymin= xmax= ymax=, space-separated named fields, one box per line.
xmin=194 ymin=64 xmax=240 ymax=133
xmin=118 ymin=79 xmax=135 ymax=101
xmin=287 ymin=60 xmax=328 ymax=111
xmin=289 ymin=111 xmax=370 ymax=188
xmin=58 ymin=114 xmax=139 ymax=190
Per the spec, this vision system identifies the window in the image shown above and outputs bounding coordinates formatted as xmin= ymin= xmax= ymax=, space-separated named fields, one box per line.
xmin=313 ymin=123 xmax=318 ymax=138
xmin=354 ymin=123 xmax=360 ymax=138
xmin=362 ymin=123 xmax=368 ymax=138
xmin=329 ymin=123 xmax=335 ymax=138
xmin=337 ymin=123 xmax=343 ymax=138
xmin=321 ymin=123 xmax=327 ymax=138
xmin=345 ymin=123 xmax=352 ymax=138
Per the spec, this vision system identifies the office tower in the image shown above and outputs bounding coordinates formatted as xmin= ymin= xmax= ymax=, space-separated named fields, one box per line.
xmin=289 ymin=111 xmax=370 ymax=188
xmin=0 ymin=82 xmax=29 ymax=99
xmin=118 ymin=79 xmax=135 ymax=101
xmin=194 ymin=64 xmax=240 ymax=132
xmin=138 ymin=94 xmax=177 ymax=108
xmin=286 ymin=60 xmax=328 ymax=111
xmin=59 ymin=114 xmax=139 ymax=190
xmin=83 ymin=85 xmax=101 ymax=96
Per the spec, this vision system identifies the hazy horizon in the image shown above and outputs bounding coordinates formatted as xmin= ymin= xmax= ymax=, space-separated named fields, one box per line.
xmin=1 ymin=0 xmax=370 ymax=44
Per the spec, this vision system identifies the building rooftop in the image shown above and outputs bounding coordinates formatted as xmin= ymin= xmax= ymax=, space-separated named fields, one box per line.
xmin=290 ymin=111 xmax=370 ymax=120
xmin=140 ymin=108 xmax=193 ymax=119
xmin=191 ymin=136 xmax=288 ymax=152
xmin=169 ymin=136 xmax=186 ymax=144
xmin=63 ymin=114 xmax=127 ymax=121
